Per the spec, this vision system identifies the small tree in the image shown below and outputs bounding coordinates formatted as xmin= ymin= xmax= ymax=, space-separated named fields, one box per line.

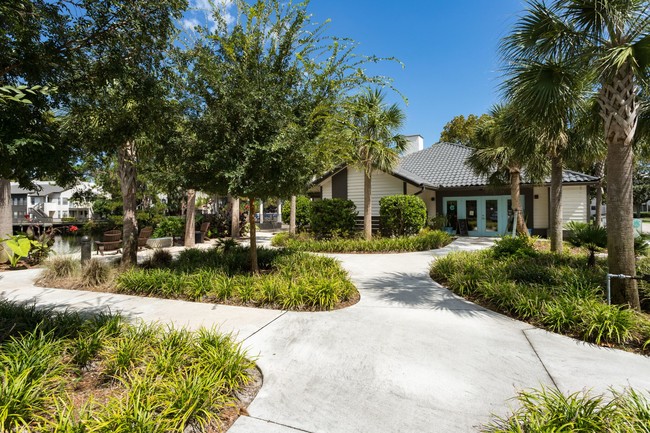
xmin=566 ymin=221 xmax=607 ymax=268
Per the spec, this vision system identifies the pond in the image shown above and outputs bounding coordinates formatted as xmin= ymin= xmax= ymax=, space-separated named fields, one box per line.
xmin=51 ymin=234 xmax=98 ymax=255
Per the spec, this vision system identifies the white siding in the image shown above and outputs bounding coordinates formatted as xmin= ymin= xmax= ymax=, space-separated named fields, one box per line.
xmin=562 ymin=185 xmax=588 ymax=225
xmin=533 ymin=186 xmax=549 ymax=229
xmin=347 ymin=167 xmax=403 ymax=216
xmin=321 ymin=178 xmax=332 ymax=199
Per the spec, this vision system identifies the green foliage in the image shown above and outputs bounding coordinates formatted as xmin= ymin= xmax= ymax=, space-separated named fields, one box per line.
xmin=39 ymin=256 xmax=80 ymax=281
xmin=566 ymin=221 xmax=607 ymax=266
xmin=634 ymin=234 xmax=650 ymax=257
xmin=379 ymin=195 xmax=427 ymax=237
xmin=112 ymin=247 xmax=357 ymax=311
xmin=430 ymin=245 xmax=650 ymax=351
xmin=428 ymin=214 xmax=448 ymax=231
xmin=281 ymin=196 xmax=312 ymax=231
xmin=80 ymin=259 xmax=112 ymax=288
xmin=4 ymin=235 xmax=32 ymax=268
xmin=483 ymin=387 xmax=650 ymax=433
xmin=272 ymin=229 xmax=452 ymax=253
xmin=491 ymin=234 xmax=537 ymax=259
xmin=0 ymin=301 xmax=253 ymax=431
xmin=439 ymin=113 xmax=491 ymax=146
xmin=153 ymin=216 xmax=184 ymax=238
xmin=310 ymin=199 xmax=357 ymax=239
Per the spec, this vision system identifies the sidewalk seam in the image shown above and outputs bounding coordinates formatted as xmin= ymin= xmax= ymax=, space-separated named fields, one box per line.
xmin=244 ymin=310 xmax=288 ymax=341
xmin=245 ymin=416 xmax=314 ymax=432
xmin=522 ymin=328 xmax=560 ymax=390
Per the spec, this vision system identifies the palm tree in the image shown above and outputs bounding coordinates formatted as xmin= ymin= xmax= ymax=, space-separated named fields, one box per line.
xmin=342 ymin=89 xmax=407 ymax=240
xmin=468 ymin=104 xmax=546 ymax=235
xmin=502 ymin=0 xmax=650 ymax=309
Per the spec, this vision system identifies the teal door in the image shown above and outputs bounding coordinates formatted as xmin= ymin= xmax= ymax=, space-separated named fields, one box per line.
xmin=444 ymin=196 xmax=524 ymax=236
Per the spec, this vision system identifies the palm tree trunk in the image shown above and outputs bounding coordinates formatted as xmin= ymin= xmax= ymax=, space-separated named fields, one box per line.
xmin=0 ymin=179 xmax=12 ymax=263
xmin=184 ymin=189 xmax=196 ymax=248
xmin=510 ymin=169 xmax=528 ymax=235
xmin=289 ymin=195 xmax=296 ymax=235
xmin=363 ymin=169 xmax=372 ymax=240
xmin=0 ymin=179 xmax=12 ymax=239
xmin=248 ymin=197 xmax=258 ymax=273
xmin=549 ymin=155 xmax=563 ymax=253
xmin=594 ymin=160 xmax=605 ymax=227
xmin=118 ymin=140 xmax=138 ymax=267
xmin=230 ymin=195 xmax=240 ymax=239
xmin=600 ymin=63 xmax=640 ymax=309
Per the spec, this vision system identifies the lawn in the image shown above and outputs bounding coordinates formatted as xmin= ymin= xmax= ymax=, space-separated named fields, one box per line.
xmin=0 ymin=301 xmax=257 ymax=432
xmin=38 ymin=245 xmax=358 ymax=311
xmin=429 ymin=236 xmax=650 ymax=353
xmin=271 ymin=229 xmax=452 ymax=253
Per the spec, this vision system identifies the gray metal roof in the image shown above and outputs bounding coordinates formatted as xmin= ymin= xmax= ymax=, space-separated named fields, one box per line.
xmin=11 ymin=182 xmax=66 ymax=196
xmin=394 ymin=142 xmax=599 ymax=188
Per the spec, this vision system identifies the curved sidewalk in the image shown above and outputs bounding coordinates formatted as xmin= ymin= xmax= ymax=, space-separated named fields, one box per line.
xmin=1 ymin=237 xmax=649 ymax=432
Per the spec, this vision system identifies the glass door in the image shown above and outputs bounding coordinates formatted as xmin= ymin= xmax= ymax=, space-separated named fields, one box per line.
xmin=466 ymin=200 xmax=478 ymax=232
xmin=485 ymin=199 xmax=499 ymax=233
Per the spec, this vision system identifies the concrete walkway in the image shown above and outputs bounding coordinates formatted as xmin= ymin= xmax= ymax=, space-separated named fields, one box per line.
xmin=1 ymin=236 xmax=649 ymax=432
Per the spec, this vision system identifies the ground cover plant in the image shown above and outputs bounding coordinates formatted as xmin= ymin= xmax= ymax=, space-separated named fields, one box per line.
xmin=0 ymin=300 xmax=256 ymax=432
xmin=429 ymin=235 xmax=650 ymax=353
xmin=271 ymin=228 xmax=452 ymax=253
xmin=39 ymin=246 xmax=358 ymax=311
xmin=482 ymin=387 xmax=650 ymax=432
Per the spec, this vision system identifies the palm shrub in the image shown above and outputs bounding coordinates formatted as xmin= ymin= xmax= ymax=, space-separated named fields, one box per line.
xmin=379 ymin=194 xmax=427 ymax=237
xmin=281 ymin=195 xmax=311 ymax=231
xmin=566 ymin=221 xmax=607 ymax=267
xmin=310 ymin=198 xmax=357 ymax=239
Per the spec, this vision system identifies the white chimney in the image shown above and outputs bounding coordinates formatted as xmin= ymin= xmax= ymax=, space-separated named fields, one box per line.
xmin=402 ymin=134 xmax=424 ymax=156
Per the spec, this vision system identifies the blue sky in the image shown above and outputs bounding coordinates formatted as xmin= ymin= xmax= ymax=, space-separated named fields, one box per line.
xmin=306 ymin=0 xmax=526 ymax=146
xmin=183 ymin=0 xmax=527 ymax=147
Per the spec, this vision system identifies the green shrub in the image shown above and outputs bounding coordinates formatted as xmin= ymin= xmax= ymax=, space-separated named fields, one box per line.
xmin=310 ymin=198 xmax=357 ymax=239
xmin=481 ymin=388 xmax=628 ymax=433
xmin=281 ymin=195 xmax=312 ymax=231
xmin=272 ymin=229 xmax=451 ymax=253
xmin=566 ymin=221 xmax=607 ymax=266
xmin=579 ymin=300 xmax=636 ymax=345
xmin=379 ymin=194 xmax=427 ymax=237
xmin=152 ymin=216 xmax=184 ymax=238
xmin=491 ymin=234 xmax=536 ymax=258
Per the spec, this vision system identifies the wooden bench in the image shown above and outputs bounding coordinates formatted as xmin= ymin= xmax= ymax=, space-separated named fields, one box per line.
xmin=95 ymin=230 xmax=122 ymax=255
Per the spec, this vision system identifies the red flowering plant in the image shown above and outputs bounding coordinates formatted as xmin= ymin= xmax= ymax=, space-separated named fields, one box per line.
xmin=69 ymin=225 xmax=79 ymax=234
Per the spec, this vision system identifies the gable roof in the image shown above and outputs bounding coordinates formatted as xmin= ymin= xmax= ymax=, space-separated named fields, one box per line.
xmin=394 ymin=142 xmax=599 ymax=188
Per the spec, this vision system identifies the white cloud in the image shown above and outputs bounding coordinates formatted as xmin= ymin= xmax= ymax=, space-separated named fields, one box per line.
xmin=181 ymin=17 xmax=201 ymax=30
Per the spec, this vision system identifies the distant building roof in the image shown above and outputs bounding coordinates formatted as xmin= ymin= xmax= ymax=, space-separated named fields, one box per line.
xmin=11 ymin=182 xmax=66 ymax=196
xmin=394 ymin=142 xmax=599 ymax=188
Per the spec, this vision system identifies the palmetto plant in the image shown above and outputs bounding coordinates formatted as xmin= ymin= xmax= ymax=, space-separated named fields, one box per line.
xmin=342 ymin=89 xmax=407 ymax=240
xmin=502 ymin=0 xmax=650 ymax=309
xmin=566 ymin=221 xmax=608 ymax=267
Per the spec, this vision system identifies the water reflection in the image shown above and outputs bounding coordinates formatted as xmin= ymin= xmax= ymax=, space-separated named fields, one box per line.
xmin=52 ymin=235 xmax=97 ymax=255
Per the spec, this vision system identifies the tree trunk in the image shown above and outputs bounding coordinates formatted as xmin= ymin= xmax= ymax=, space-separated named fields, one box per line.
xmin=549 ymin=155 xmax=563 ymax=253
xmin=184 ymin=189 xmax=196 ymax=248
xmin=510 ymin=169 xmax=528 ymax=235
xmin=230 ymin=195 xmax=240 ymax=239
xmin=594 ymin=160 xmax=605 ymax=227
xmin=599 ymin=62 xmax=640 ymax=309
xmin=249 ymin=197 xmax=258 ymax=273
xmin=0 ymin=179 xmax=12 ymax=263
xmin=118 ymin=140 xmax=138 ymax=267
xmin=289 ymin=195 xmax=296 ymax=235
xmin=363 ymin=169 xmax=372 ymax=240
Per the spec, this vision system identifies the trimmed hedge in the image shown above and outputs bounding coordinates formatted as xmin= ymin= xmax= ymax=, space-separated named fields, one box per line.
xmin=310 ymin=199 xmax=357 ymax=239
xmin=380 ymin=195 xmax=427 ymax=237
xmin=272 ymin=229 xmax=452 ymax=253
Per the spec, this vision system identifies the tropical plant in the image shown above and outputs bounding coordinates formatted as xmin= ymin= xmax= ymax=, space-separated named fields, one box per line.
xmin=501 ymin=0 xmax=650 ymax=308
xmin=341 ymin=89 xmax=408 ymax=240
xmin=566 ymin=221 xmax=608 ymax=267
xmin=4 ymin=235 xmax=32 ymax=268
xmin=468 ymin=104 xmax=546 ymax=235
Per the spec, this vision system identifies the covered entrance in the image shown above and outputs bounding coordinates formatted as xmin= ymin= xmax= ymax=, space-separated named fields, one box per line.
xmin=443 ymin=195 xmax=524 ymax=236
